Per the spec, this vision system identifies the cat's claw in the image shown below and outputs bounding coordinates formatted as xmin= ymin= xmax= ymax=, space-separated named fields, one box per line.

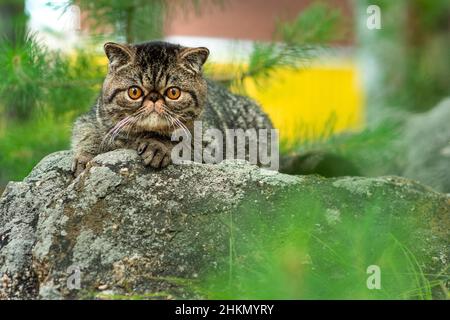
xmin=71 ymin=153 xmax=93 ymax=177
xmin=137 ymin=139 xmax=172 ymax=168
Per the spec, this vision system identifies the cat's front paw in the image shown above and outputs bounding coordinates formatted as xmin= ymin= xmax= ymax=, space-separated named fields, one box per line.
xmin=137 ymin=138 xmax=172 ymax=168
xmin=71 ymin=153 xmax=94 ymax=177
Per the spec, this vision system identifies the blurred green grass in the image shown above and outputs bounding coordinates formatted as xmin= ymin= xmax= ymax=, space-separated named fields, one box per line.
xmin=0 ymin=114 xmax=72 ymax=183
xmin=279 ymin=112 xmax=403 ymax=178
xmin=0 ymin=36 xmax=103 ymax=185
xmin=0 ymin=0 xmax=447 ymax=301
xmin=196 ymin=194 xmax=447 ymax=299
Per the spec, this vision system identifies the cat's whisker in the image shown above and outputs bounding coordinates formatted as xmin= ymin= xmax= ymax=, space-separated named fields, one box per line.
xmin=101 ymin=115 xmax=137 ymax=151
xmin=101 ymin=103 xmax=192 ymax=153
xmin=171 ymin=116 xmax=190 ymax=134
xmin=115 ymin=108 xmax=148 ymax=141
xmin=125 ymin=117 xmax=140 ymax=140
xmin=160 ymin=105 xmax=191 ymax=136
xmin=167 ymin=116 xmax=181 ymax=136
xmin=111 ymin=117 xmax=134 ymax=137
xmin=101 ymin=122 xmax=125 ymax=151
xmin=161 ymin=109 xmax=177 ymax=131
xmin=166 ymin=113 xmax=190 ymax=138
xmin=162 ymin=110 xmax=181 ymax=132
xmin=160 ymin=112 xmax=172 ymax=127
xmin=161 ymin=105 xmax=186 ymax=120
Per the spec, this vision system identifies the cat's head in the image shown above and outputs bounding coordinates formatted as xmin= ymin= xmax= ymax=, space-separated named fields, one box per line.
xmin=100 ymin=41 xmax=209 ymax=135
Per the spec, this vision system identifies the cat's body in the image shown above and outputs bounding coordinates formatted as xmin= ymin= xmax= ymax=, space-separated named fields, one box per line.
xmin=71 ymin=41 xmax=272 ymax=175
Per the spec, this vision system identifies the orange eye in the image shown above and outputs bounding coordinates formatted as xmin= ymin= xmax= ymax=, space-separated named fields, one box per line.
xmin=166 ymin=87 xmax=181 ymax=100
xmin=128 ymin=86 xmax=143 ymax=100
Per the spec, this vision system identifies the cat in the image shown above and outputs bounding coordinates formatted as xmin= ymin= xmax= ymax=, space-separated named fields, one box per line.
xmin=71 ymin=41 xmax=273 ymax=176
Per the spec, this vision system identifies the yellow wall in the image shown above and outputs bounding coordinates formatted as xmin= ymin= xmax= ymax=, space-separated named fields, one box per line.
xmin=90 ymin=56 xmax=365 ymax=144
xmin=240 ymin=61 xmax=365 ymax=143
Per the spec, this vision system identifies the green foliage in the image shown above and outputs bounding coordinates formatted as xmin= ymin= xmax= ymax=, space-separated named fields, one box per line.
xmin=64 ymin=0 xmax=222 ymax=43
xmin=197 ymin=193 xmax=446 ymax=299
xmin=0 ymin=0 xmax=28 ymax=45
xmin=0 ymin=34 xmax=103 ymax=119
xmin=0 ymin=0 xmax=447 ymax=301
xmin=0 ymin=33 xmax=53 ymax=119
xmin=276 ymin=2 xmax=344 ymax=45
xmin=0 ymin=114 xmax=71 ymax=183
xmin=62 ymin=0 xmax=166 ymax=42
xmin=92 ymin=291 xmax=172 ymax=300
xmin=284 ymin=119 xmax=403 ymax=177
xmin=0 ymin=35 xmax=103 ymax=184
xmin=43 ymin=51 xmax=104 ymax=115
xmin=0 ymin=1 xmax=345 ymax=183
xmin=225 ymin=2 xmax=343 ymax=91
xmin=359 ymin=0 xmax=450 ymax=112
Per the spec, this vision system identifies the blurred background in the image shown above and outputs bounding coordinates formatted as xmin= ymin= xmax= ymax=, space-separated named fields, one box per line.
xmin=0 ymin=0 xmax=449 ymax=191
xmin=0 ymin=0 xmax=449 ymax=300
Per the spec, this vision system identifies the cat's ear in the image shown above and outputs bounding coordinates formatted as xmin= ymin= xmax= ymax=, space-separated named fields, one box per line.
xmin=104 ymin=42 xmax=134 ymax=70
xmin=179 ymin=47 xmax=209 ymax=73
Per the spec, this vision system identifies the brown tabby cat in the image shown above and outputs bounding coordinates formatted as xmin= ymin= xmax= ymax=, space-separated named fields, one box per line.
xmin=71 ymin=41 xmax=273 ymax=176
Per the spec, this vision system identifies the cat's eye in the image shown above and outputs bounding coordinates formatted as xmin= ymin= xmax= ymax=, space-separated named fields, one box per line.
xmin=128 ymin=86 xmax=143 ymax=100
xmin=166 ymin=87 xmax=181 ymax=100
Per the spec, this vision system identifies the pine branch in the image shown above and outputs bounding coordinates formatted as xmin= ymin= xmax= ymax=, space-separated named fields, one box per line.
xmin=214 ymin=2 xmax=343 ymax=92
xmin=0 ymin=33 xmax=104 ymax=119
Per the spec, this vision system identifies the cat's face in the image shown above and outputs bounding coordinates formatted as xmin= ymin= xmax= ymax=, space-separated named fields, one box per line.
xmin=101 ymin=41 xmax=209 ymax=136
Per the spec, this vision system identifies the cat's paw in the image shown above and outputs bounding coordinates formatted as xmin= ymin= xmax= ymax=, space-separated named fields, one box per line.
xmin=137 ymin=138 xmax=172 ymax=168
xmin=71 ymin=153 xmax=94 ymax=177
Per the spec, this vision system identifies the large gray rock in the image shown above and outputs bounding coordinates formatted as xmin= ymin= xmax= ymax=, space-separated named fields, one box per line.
xmin=0 ymin=149 xmax=448 ymax=299
xmin=401 ymin=98 xmax=450 ymax=193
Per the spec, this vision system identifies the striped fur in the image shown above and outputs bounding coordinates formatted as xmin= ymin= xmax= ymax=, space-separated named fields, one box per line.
xmin=71 ymin=41 xmax=273 ymax=175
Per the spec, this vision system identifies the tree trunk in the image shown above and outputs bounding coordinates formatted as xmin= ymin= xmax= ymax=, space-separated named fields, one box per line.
xmin=0 ymin=0 xmax=27 ymax=45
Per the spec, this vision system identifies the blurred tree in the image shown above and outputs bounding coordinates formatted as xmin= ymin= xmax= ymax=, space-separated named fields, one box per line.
xmin=64 ymin=0 xmax=166 ymax=42
xmin=0 ymin=0 xmax=26 ymax=44
xmin=66 ymin=0 xmax=221 ymax=43
xmin=0 ymin=0 xmax=28 ymax=119
xmin=0 ymin=0 xmax=345 ymax=184
xmin=67 ymin=0 xmax=342 ymax=89
xmin=403 ymin=0 xmax=450 ymax=111
xmin=211 ymin=2 xmax=344 ymax=92
xmin=0 ymin=34 xmax=104 ymax=120
xmin=357 ymin=0 xmax=450 ymax=113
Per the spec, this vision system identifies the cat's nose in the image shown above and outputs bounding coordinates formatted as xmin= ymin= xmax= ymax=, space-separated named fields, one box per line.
xmin=148 ymin=91 xmax=160 ymax=102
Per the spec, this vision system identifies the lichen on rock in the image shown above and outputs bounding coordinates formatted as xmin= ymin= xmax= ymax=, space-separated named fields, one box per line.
xmin=0 ymin=149 xmax=448 ymax=299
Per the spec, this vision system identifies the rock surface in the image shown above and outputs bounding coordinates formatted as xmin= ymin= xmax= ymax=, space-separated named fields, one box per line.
xmin=0 ymin=149 xmax=448 ymax=299
xmin=401 ymin=98 xmax=450 ymax=193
